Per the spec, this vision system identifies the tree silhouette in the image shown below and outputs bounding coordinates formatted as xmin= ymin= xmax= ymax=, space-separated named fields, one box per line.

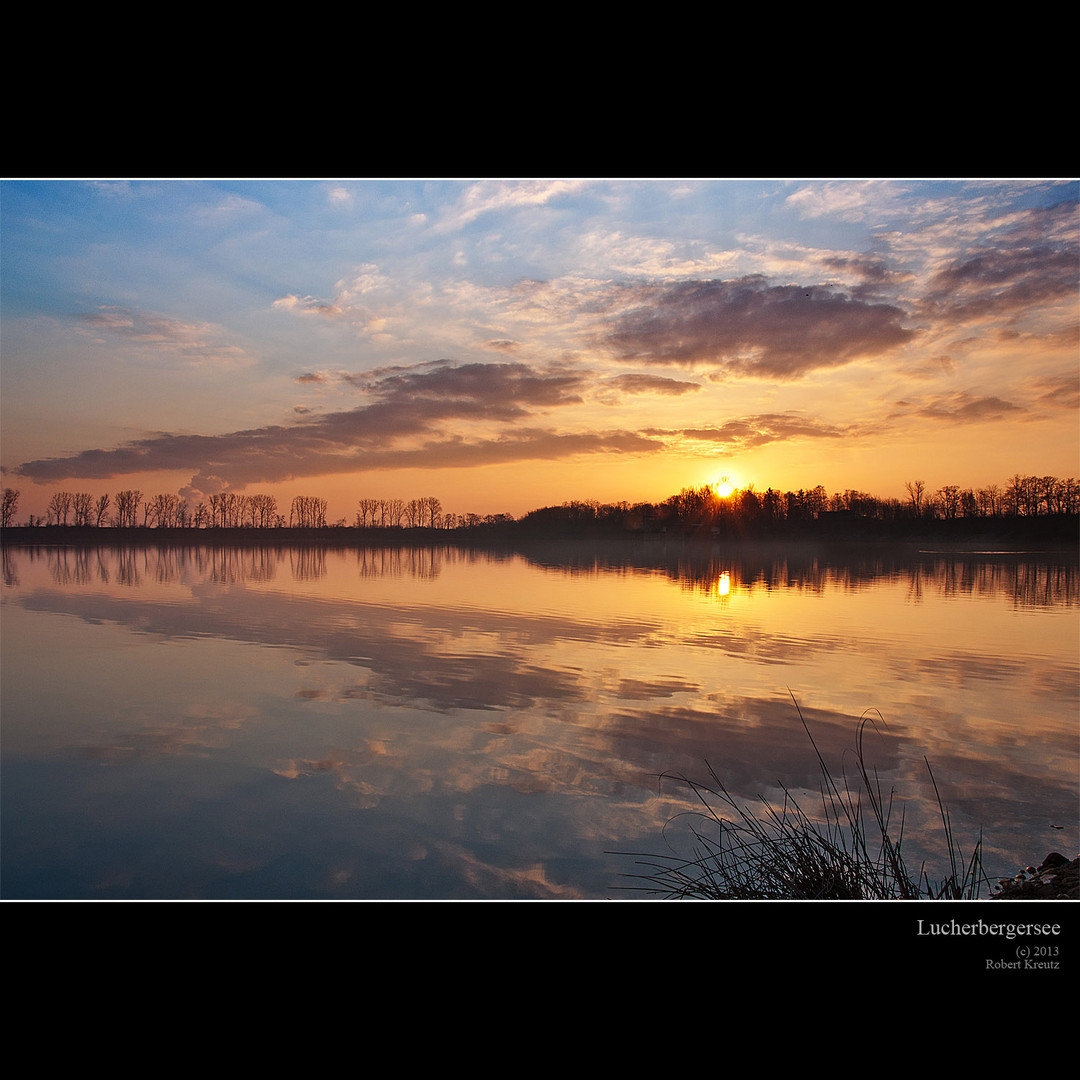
xmin=47 ymin=491 xmax=73 ymax=525
xmin=290 ymin=495 xmax=327 ymax=528
xmin=71 ymin=492 xmax=94 ymax=526
xmin=905 ymin=479 xmax=926 ymax=517
xmin=1 ymin=488 xmax=19 ymax=528
xmin=114 ymin=490 xmax=142 ymax=528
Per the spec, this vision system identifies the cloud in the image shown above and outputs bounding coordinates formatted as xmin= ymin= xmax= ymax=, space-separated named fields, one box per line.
xmin=272 ymin=294 xmax=345 ymax=318
xmin=8 ymin=360 xmax=658 ymax=488
xmin=346 ymin=359 xmax=587 ymax=418
xmin=77 ymin=306 xmax=256 ymax=368
xmin=484 ymin=339 xmax=522 ymax=354
xmin=665 ymin=413 xmax=852 ymax=451
xmin=921 ymin=245 xmax=1079 ymax=322
xmin=917 ymin=199 xmax=1079 ymax=324
xmin=604 ymin=374 xmax=701 ymax=396
xmin=332 ymin=429 xmax=666 ymax=472
xmin=892 ymin=392 xmax=1027 ymax=424
xmin=434 ymin=179 xmax=588 ymax=232
xmin=785 ymin=180 xmax=910 ymax=222
xmin=1026 ymin=373 xmax=1080 ymax=411
xmin=598 ymin=276 xmax=913 ymax=378
xmin=904 ymin=354 xmax=958 ymax=379
xmin=820 ymin=254 xmax=913 ymax=300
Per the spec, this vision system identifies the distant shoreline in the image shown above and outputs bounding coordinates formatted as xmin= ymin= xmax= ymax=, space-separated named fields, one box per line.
xmin=2 ymin=517 xmax=1077 ymax=558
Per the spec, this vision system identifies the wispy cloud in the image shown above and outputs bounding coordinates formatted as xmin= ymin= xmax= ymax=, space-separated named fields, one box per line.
xmin=891 ymin=391 xmax=1027 ymax=424
xmin=77 ymin=306 xmax=257 ymax=369
xmin=662 ymin=413 xmax=853 ymax=452
xmin=434 ymin=179 xmax=589 ymax=232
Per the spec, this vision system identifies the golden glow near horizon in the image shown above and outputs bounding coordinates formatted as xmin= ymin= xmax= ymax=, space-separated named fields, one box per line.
xmin=713 ymin=476 xmax=737 ymax=499
xmin=1 ymin=179 xmax=1077 ymax=523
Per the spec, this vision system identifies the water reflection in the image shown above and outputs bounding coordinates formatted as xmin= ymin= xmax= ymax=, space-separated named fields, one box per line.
xmin=1 ymin=539 xmax=1076 ymax=899
xmin=5 ymin=540 xmax=1077 ymax=609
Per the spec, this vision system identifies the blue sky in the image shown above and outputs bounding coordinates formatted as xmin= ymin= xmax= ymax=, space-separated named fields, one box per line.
xmin=2 ymin=178 xmax=1077 ymax=521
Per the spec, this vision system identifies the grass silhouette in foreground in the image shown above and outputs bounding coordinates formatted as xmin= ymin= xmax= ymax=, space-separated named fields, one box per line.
xmin=615 ymin=695 xmax=988 ymax=900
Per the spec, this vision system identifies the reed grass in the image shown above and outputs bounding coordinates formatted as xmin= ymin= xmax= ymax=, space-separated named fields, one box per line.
xmin=616 ymin=694 xmax=989 ymax=900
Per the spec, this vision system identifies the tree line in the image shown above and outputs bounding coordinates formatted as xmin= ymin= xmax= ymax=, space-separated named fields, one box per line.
xmin=2 ymin=472 xmax=1077 ymax=534
xmin=653 ymin=473 xmax=1080 ymax=529
xmin=1 ymin=489 xmax=320 ymax=530
xmin=0 ymin=487 xmax=509 ymax=531
xmin=510 ymin=473 xmax=1079 ymax=536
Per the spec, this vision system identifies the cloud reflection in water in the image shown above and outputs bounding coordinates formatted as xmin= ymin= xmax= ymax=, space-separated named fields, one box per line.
xmin=1 ymin=540 xmax=1076 ymax=899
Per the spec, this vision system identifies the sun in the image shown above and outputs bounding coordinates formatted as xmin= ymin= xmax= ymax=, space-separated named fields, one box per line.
xmin=713 ymin=475 xmax=737 ymax=498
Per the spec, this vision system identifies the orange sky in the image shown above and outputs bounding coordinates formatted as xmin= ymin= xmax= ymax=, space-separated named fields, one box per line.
xmin=2 ymin=178 xmax=1077 ymax=523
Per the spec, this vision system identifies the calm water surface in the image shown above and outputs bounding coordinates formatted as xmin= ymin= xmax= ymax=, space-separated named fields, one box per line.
xmin=2 ymin=539 xmax=1076 ymax=900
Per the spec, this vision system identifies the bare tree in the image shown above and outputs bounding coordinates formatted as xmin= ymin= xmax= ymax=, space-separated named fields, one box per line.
xmin=1 ymin=488 xmax=19 ymax=528
xmin=421 ymin=495 xmax=442 ymax=528
xmin=113 ymin=490 xmax=142 ymax=528
xmin=147 ymin=493 xmax=181 ymax=527
xmin=1038 ymin=475 xmax=1064 ymax=515
xmin=70 ymin=492 xmax=94 ymax=526
xmin=905 ymin=480 xmax=926 ymax=518
xmin=48 ymin=491 xmax=73 ymax=525
xmin=386 ymin=497 xmax=406 ymax=527
xmin=221 ymin=492 xmax=242 ymax=527
xmin=935 ymin=485 xmax=961 ymax=519
xmin=94 ymin=493 xmax=111 ymax=527
xmin=1004 ymin=474 xmax=1035 ymax=516
xmin=977 ymin=484 xmax=1000 ymax=517
xmin=356 ymin=498 xmax=379 ymax=527
xmin=1063 ymin=478 xmax=1080 ymax=515
xmin=290 ymin=495 xmax=327 ymax=528
xmin=247 ymin=493 xmax=277 ymax=528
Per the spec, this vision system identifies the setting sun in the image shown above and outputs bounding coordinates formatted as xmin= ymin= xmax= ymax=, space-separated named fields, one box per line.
xmin=713 ymin=476 xmax=737 ymax=498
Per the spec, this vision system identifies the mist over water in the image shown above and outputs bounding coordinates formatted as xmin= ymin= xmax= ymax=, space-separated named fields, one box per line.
xmin=2 ymin=539 xmax=1076 ymax=900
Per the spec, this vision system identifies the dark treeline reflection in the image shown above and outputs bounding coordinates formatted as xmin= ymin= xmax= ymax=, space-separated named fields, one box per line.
xmin=7 ymin=543 xmax=290 ymax=587
xmin=522 ymin=543 xmax=1080 ymax=610
xmin=2 ymin=541 xmax=511 ymax=589
xmin=2 ymin=540 xmax=1076 ymax=610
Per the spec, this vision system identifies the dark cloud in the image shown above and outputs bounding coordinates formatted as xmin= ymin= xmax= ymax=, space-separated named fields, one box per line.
xmin=9 ymin=360 xmax=660 ymax=487
xmin=348 ymin=359 xmax=587 ymax=417
xmin=600 ymin=275 xmax=913 ymax=378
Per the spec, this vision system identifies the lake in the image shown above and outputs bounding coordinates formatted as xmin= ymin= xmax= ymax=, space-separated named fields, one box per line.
xmin=2 ymin=537 xmax=1076 ymax=900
